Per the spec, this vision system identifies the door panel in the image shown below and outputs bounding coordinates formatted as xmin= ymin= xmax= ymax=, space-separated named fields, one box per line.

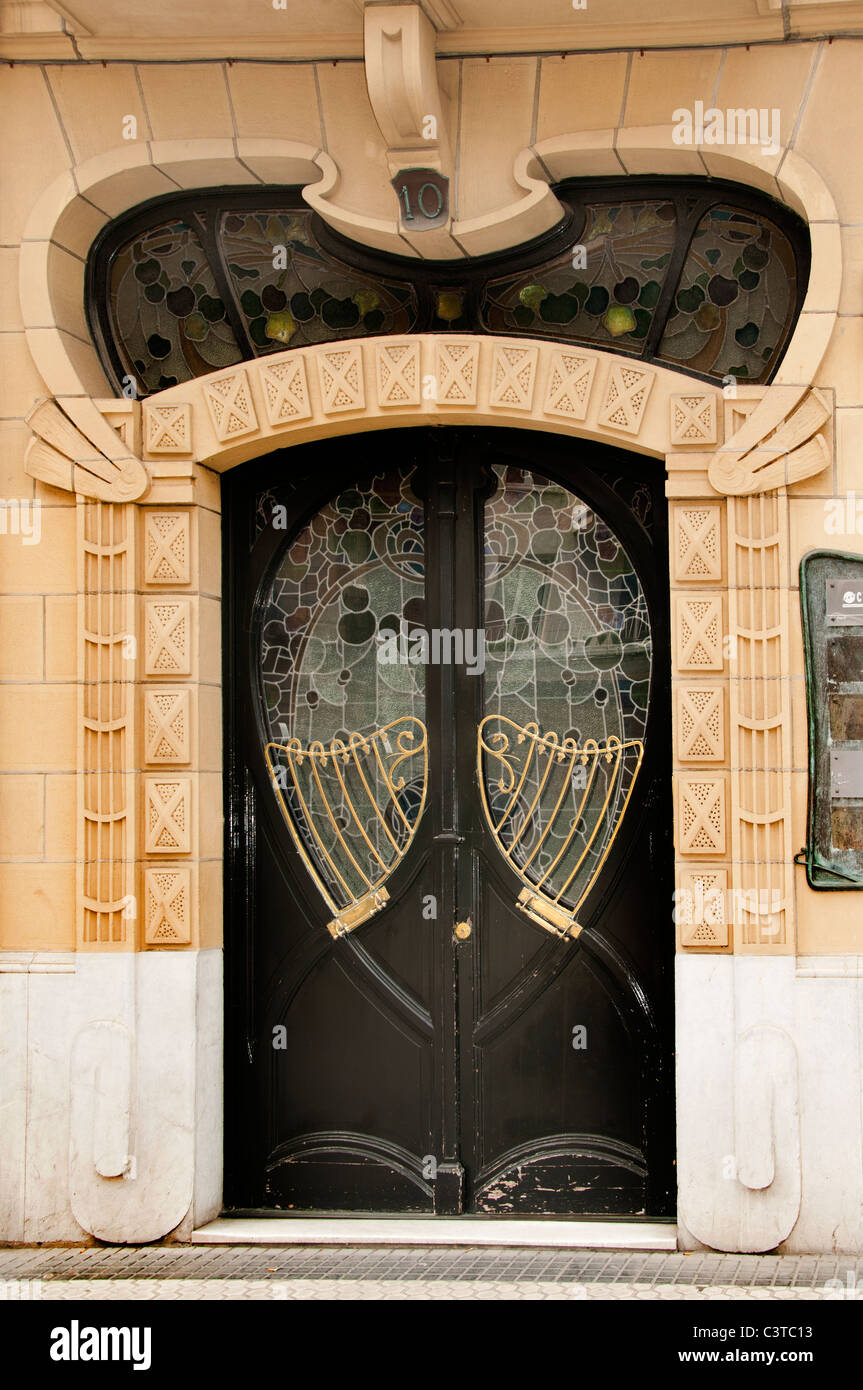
xmin=223 ymin=426 xmax=674 ymax=1218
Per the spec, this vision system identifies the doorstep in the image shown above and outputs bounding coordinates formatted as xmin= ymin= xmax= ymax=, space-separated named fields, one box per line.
xmin=191 ymin=1217 xmax=678 ymax=1250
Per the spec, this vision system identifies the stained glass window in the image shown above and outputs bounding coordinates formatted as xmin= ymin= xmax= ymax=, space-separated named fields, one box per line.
xmin=484 ymin=465 xmax=650 ymax=746
xmin=656 ymin=206 xmax=796 ymax=381
xmin=259 ymin=469 xmax=426 ymax=913
xmin=260 ymin=467 xmax=425 ymax=747
xmin=107 ymin=218 xmax=242 ymax=394
xmin=219 ymin=210 xmax=417 ymax=353
xmin=89 ymin=180 xmax=808 ymax=397
xmin=481 ymin=465 xmax=651 ymax=915
xmin=482 ymin=201 xmax=677 ymax=348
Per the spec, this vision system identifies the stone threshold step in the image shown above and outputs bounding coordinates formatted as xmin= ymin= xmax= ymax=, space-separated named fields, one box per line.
xmin=192 ymin=1217 xmax=678 ymax=1250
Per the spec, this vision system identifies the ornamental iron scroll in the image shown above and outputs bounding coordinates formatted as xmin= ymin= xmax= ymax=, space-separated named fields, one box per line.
xmin=478 ymin=715 xmax=644 ymax=940
xmin=265 ymin=716 xmax=428 ymax=938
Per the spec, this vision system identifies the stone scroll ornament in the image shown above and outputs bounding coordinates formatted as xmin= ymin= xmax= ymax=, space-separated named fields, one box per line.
xmin=708 ymin=385 xmax=831 ymax=495
xmin=25 ymin=397 xmax=149 ymax=502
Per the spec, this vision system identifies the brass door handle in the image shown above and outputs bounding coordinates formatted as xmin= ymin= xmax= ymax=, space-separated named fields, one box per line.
xmin=454 ymin=919 xmax=472 ymax=941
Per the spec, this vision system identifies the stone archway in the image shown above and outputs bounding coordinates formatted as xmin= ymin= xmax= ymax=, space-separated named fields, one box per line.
xmin=21 ymin=328 xmax=833 ymax=1244
xmin=14 ymin=110 xmax=841 ymax=1240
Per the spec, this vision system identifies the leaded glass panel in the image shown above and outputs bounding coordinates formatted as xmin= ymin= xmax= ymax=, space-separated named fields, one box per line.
xmin=481 ymin=201 xmax=678 ymax=348
xmin=220 ymin=210 xmax=418 ymax=352
xmin=108 ymin=218 xmax=242 ymax=392
xmin=481 ymin=465 xmax=651 ymax=918
xmin=259 ymin=469 xmax=426 ymax=916
xmin=656 ymin=205 xmax=796 ymax=380
xmin=91 ymin=181 xmax=807 ymax=397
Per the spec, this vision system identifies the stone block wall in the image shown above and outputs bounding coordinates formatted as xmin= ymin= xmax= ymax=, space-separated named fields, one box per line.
xmin=1 ymin=38 xmax=862 ymax=1249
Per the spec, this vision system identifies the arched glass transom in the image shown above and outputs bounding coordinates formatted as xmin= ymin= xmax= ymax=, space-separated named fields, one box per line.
xmin=86 ymin=178 xmax=809 ymax=398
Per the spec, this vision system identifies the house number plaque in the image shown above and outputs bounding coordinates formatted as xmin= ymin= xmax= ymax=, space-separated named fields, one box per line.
xmin=392 ymin=168 xmax=449 ymax=231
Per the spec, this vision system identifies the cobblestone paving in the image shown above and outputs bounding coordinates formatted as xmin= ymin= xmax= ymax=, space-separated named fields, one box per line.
xmin=1 ymin=1245 xmax=861 ymax=1300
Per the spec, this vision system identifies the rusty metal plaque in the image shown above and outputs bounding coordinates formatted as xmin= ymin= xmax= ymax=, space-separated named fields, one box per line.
xmin=831 ymin=749 xmax=863 ymax=799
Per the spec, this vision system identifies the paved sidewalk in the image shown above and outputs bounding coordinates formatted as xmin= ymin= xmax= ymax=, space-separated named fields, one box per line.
xmin=1 ymin=1246 xmax=861 ymax=1300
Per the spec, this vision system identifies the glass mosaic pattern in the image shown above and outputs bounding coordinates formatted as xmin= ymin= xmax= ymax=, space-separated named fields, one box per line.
xmin=481 ymin=465 xmax=652 ymax=912
xmin=657 ymin=206 xmax=796 ymax=380
xmin=108 ymin=218 xmax=242 ymax=393
xmin=220 ymin=210 xmax=418 ymax=352
xmin=97 ymin=188 xmax=805 ymax=396
xmin=482 ymin=202 xmax=678 ymax=350
xmin=259 ymin=470 xmax=426 ymax=903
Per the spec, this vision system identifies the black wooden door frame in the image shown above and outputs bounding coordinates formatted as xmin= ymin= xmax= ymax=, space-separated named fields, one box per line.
xmin=221 ymin=423 xmax=676 ymax=1215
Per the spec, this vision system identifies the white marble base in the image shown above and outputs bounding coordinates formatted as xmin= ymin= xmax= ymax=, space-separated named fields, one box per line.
xmin=5 ymin=946 xmax=863 ymax=1252
xmin=0 ymin=948 xmax=223 ymax=1245
xmin=192 ymin=1218 xmax=678 ymax=1250
xmin=676 ymin=954 xmax=863 ymax=1254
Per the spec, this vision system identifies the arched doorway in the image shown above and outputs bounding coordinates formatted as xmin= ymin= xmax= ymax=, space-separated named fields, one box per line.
xmin=223 ymin=425 xmax=675 ymax=1219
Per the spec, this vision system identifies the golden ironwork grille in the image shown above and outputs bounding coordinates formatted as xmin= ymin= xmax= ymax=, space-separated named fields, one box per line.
xmin=265 ymin=716 xmax=428 ymax=937
xmin=478 ymin=715 xmax=644 ymax=939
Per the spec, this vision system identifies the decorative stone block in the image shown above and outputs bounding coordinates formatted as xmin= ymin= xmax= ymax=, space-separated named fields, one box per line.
xmin=724 ymin=395 xmax=761 ymax=440
xmin=144 ymin=689 xmax=191 ymax=765
xmin=674 ymin=595 xmax=724 ymax=672
xmin=143 ymin=511 xmax=191 ymax=586
xmin=542 ymin=349 xmax=598 ymax=421
xmin=435 ymin=341 xmax=479 ymax=406
xmin=317 ymin=346 xmax=365 ymax=414
xmin=97 ymin=398 xmax=141 ymax=455
xmin=144 ymin=777 xmax=191 ymax=855
xmin=144 ymin=867 xmax=191 ymax=945
xmin=676 ymin=775 xmax=727 ymax=856
xmin=203 ymin=367 xmax=258 ymax=441
xmin=258 ymin=356 xmax=312 ymax=427
xmin=673 ymin=504 xmax=723 ymax=582
xmin=376 ymin=341 xmax=421 ymax=407
xmin=676 ymin=685 xmax=725 ymax=762
xmin=144 ymin=403 xmax=192 ymax=454
xmin=490 ymin=344 xmax=538 ymax=411
xmin=678 ymin=868 xmax=729 ymax=947
xmin=144 ymin=599 xmax=191 ymax=676
xmin=670 ymin=393 xmax=718 ymax=446
xmin=597 ymin=362 xmax=655 ymax=435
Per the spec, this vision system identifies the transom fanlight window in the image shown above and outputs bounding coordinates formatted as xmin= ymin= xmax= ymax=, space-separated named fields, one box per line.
xmin=87 ymin=180 xmax=809 ymax=399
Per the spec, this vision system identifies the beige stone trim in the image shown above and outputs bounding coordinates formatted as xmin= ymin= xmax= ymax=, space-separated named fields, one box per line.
xmin=364 ymin=6 xmax=452 ymax=183
xmin=19 ymin=127 xmax=841 ymax=398
xmin=18 ymin=328 xmax=833 ymax=956
xmin=17 ymin=103 xmax=840 ymax=953
xmin=726 ymin=490 xmax=795 ymax=953
xmin=56 ymin=336 xmax=732 ymax=473
xmin=77 ymin=500 xmax=137 ymax=949
xmin=18 ymin=136 xmax=332 ymax=407
xmin=26 ymin=397 xmax=149 ymax=502
xmin=11 ymin=10 xmax=863 ymax=62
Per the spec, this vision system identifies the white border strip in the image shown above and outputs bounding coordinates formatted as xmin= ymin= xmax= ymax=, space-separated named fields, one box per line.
xmin=192 ymin=1218 xmax=677 ymax=1250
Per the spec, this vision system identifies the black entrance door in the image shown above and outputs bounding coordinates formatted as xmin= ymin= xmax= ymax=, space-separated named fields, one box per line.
xmin=224 ymin=426 xmax=674 ymax=1218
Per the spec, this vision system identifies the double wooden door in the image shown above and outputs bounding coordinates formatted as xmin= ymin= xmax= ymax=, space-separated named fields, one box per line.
xmin=224 ymin=426 xmax=674 ymax=1217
